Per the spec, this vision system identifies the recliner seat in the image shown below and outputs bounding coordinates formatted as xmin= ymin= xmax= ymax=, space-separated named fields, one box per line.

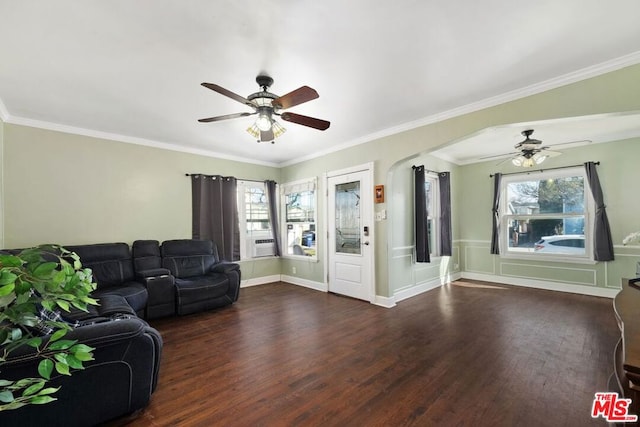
xmin=66 ymin=243 xmax=148 ymax=316
xmin=161 ymin=239 xmax=241 ymax=315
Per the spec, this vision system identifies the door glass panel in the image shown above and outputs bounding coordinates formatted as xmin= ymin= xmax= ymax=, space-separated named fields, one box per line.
xmin=335 ymin=181 xmax=361 ymax=254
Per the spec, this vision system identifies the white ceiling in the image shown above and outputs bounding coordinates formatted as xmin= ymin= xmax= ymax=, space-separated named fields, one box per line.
xmin=1 ymin=1 xmax=640 ymax=167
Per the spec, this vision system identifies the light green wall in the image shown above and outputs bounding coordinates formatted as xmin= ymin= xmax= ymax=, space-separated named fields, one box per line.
xmin=457 ymin=137 xmax=640 ymax=290
xmin=2 ymin=124 xmax=281 ymax=280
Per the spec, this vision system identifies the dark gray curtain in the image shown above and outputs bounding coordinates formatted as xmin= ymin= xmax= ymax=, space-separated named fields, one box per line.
xmin=490 ymin=173 xmax=502 ymax=255
xmin=414 ymin=165 xmax=430 ymax=263
xmin=584 ymin=162 xmax=614 ymax=261
xmin=191 ymin=174 xmax=240 ymax=261
xmin=265 ymin=180 xmax=281 ymax=256
xmin=438 ymin=172 xmax=452 ymax=256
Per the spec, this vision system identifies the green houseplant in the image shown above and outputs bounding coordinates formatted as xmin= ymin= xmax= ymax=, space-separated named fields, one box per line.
xmin=0 ymin=245 xmax=98 ymax=411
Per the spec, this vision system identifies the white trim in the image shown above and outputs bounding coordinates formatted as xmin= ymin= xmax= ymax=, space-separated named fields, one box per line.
xmin=394 ymin=273 xmax=461 ymax=303
xmin=278 ymin=51 xmax=640 ymax=167
xmin=240 ymin=274 xmax=282 ymax=288
xmin=373 ymin=295 xmax=396 ymax=308
xmin=326 ymin=162 xmax=374 ymax=178
xmin=461 ymin=271 xmax=619 ymax=298
xmin=6 ymin=116 xmax=280 ymax=168
xmin=281 ymin=275 xmax=328 ymax=292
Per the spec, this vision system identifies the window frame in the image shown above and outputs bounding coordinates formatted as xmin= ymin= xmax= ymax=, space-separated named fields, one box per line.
xmin=237 ymin=180 xmax=275 ymax=260
xmin=499 ymin=166 xmax=595 ymax=263
xmin=280 ymin=177 xmax=318 ymax=261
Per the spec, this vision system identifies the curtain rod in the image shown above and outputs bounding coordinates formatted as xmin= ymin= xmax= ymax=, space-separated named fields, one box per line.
xmin=489 ymin=161 xmax=600 ymax=178
xmin=411 ymin=165 xmax=441 ymax=175
xmin=184 ymin=173 xmax=271 ymax=184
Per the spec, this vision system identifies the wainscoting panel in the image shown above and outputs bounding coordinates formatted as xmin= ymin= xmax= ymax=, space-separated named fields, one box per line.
xmin=499 ymin=262 xmax=596 ymax=287
xmin=464 ymin=244 xmax=495 ymax=275
xmin=390 ymin=246 xmax=417 ymax=291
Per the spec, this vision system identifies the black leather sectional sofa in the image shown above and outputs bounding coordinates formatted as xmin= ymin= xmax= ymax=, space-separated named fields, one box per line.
xmin=0 ymin=239 xmax=241 ymax=427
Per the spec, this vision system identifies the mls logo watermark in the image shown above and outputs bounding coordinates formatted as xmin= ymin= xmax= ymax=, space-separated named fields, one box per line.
xmin=591 ymin=392 xmax=638 ymax=423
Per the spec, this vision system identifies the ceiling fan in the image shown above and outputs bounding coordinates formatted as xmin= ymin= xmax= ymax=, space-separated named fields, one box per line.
xmin=198 ymin=74 xmax=330 ymax=143
xmin=481 ymin=129 xmax=565 ymax=168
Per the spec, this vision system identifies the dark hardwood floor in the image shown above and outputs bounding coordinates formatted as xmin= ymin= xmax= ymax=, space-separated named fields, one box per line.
xmin=111 ymin=280 xmax=619 ymax=426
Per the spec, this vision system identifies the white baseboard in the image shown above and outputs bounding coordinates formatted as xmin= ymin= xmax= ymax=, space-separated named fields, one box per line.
xmin=393 ymin=272 xmax=463 ymax=303
xmin=461 ymin=272 xmax=619 ymax=298
xmin=373 ymin=295 xmax=396 ymax=308
xmin=280 ymin=275 xmax=328 ymax=292
xmin=240 ymin=274 xmax=282 ymax=288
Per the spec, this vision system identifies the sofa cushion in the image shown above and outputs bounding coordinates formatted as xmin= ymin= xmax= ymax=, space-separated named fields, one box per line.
xmin=161 ymin=240 xmax=220 ymax=278
xmin=93 ymin=282 xmax=148 ymax=314
xmin=66 ymin=243 xmax=135 ymax=287
xmin=175 ymin=274 xmax=229 ymax=302
xmin=132 ymin=240 xmax=162 ymax=272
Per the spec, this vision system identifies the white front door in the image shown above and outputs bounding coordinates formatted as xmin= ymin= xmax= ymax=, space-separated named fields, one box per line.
xmin=327 ymin=166 xmax=374 ymax=302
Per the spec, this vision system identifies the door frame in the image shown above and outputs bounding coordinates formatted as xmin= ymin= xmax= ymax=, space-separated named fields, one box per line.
xmin=323 ymin=162 xmax=375 ymax=303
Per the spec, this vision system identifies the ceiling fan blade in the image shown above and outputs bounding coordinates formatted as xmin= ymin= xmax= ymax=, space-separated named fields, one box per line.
xmin=201 ymin=83 xmax=252 ymax=106
xmin=272 ymin=86 xmax=319 ymax=109
xmin=478 ymin=151 xmax=519 ymax=160
xmin=198 ymin=112 xmax=254 ymax=123
xmin=541 ymin=149 xmax=562 ymax=157
xmin=548 ymin=139 xmax=592 ymax=148
xmin=260 ymin=128 xmax=274 ymax=142
xmin=280 ymin=112 xmax=330 ymax=130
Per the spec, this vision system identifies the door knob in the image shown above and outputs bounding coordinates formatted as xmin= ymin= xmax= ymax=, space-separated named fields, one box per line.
xmin=363 ymin=241 xmax=370 ymax=245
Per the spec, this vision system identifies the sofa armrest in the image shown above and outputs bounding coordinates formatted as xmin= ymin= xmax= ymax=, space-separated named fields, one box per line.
xmin=136 ymin=267 xmax=172 ymax=279
xmin=210 ymin=262 xmax=240 ymax=274
xmin=1 ymin=319 xmax=163 ymax=426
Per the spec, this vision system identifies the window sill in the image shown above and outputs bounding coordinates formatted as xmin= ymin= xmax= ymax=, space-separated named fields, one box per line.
xmin=283 ymin=255 xmax=318 ymax=263
xmin=500 ymin=253 xmax=597 ymax=265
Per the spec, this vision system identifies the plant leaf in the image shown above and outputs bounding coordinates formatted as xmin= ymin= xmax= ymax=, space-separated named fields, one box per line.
xmin=55 ymin=300 xmax=70 ymax=312
xmin=26 ymin=337 xmax=42 ymax=348
xmin=33 ymin=262 xmax=58 ymax=278
xmin=37 ymin=387 xmax=60 ymax=396
xmin=38 ymin=359 xmax=54 ymax=380
xmin=0 ymin=390 xmax=14 ymax=403
xmin=0 ymin=272 xmax=17 ymax=286
xmin=30 ymin=395 xmax=56 ymax=404
xmin=0 ymin=283 xmax=15 ymax=297
xmin=49 ymin=329 xmax=67 ymax=342
xmin=48 ymin=339 xmax=76 ymax=350
xmin=71 ymin=343 xmax=94 ymax=354
xmin=54 ymin=361 xmax=70 ymax=376
xmin=22 ymin=381 xmax=45 ymax=396
xmin=65 ymin=354 xmax=84 ymax=370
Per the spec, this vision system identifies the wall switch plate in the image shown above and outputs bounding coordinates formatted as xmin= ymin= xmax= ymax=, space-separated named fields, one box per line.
xmin=292 ymin=266 xmax=297 ymax=274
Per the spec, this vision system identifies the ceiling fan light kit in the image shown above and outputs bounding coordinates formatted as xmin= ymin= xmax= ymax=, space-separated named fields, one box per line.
xmin=199 ymin=74 xmax=330 ymax=144
xmin=508 ymin=129 xmax=559 ymax=168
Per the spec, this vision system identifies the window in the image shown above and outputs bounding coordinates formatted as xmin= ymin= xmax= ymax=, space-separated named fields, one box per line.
xmin=237 ymin=181 xmax=274 ymax=259
xmin=281 ymin=178 xmax=317 ymax=258
xmin=425 ymin=174 xmax=440 ymax=255
xmin=500 ymin=167 xmax=593 ymax=260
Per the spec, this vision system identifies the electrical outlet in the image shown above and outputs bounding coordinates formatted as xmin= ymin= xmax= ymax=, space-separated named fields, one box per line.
xmin=292 ymin=266 xmax=297 ymax=274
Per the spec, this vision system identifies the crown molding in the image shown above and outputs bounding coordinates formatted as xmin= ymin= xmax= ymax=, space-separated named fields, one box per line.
xmin=279 ymin=50 xmax=640 ymax=167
